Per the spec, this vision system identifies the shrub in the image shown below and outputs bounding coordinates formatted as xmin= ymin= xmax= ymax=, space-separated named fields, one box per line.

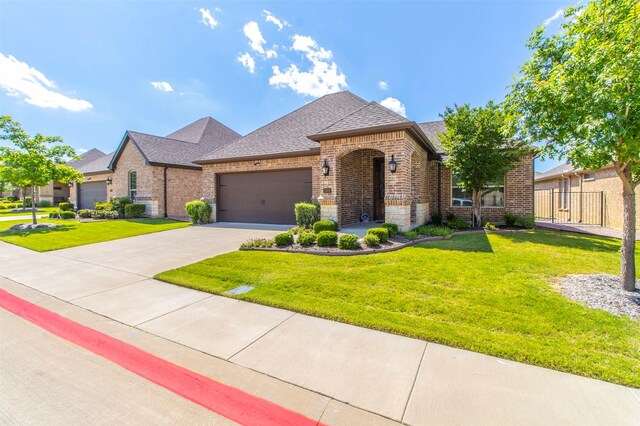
xmin=367 ymin=227 xmax=389 ymax=243
xmin=313 ymin=219 xmax=338 ymax=233
xmin=48 ymin=211 xmax=60 ymax=219
xmin=447 ymin=218 xmax=470 ymax=229
xmin=504 ymin=212 xmax=518 ymax=227
xmin=91 ymin=210 xmax=119 ymax=219
xmin=431 ymin=212 xmax=443 ymax=225
xmin=185 ymin=200 xmax=212 ymax=224
xmin=274 ymin=232 xmax=294 ymax=246
xmin=111 ymin=197 xmax=131 ymax=218
xmin=316 ymin=231 xmax=338 ymax=247
xmin=60 ymin=210 xmax=76 ymax=219
xmin=416 ymin=225 xmax=453 ymax=237
xmin=7 ymin=196 xmax=18 ymax=202
xmin=297 ymin=232 xmax=316 ymax=246
xmin=288 ymin=226 xmax=307 ymax=235
xmin=294 ymin=202 xmax=320 ymax=228
xmin=125 ymin=203 xmax=146 ymax=218
xmin=14 ymin=202 xmax=23 ymax=208
xmin=77 ymin=209 xmax=92 ymax=218
xmin=446 ymin=212 xmax=456 ymax=221
xmin=24 ymin=197 xmax=32 ymax=207
xmin=338 ymin=234 xmax=360 ymax=250
xmin=363 ymin=234 xmax=380 ymax=247
xmin=94 ymin=201 xmax=115 ymax=211
xmin=58 ymin=202 xmax=72 ymax=212
xmin=516 ymin=215 xmax=536 ymax=229
xmin=381 ymin=223 xmax=398 ymax=237
xmin=38 ymin=200 xmax=52 ymax=207
xmin=483 ymin=221 xmax=498 ymax=231
xmin=404 ymin=231 xmax=418 ymax=240
xmin=240 ymin=238 xmax=275 ymax=248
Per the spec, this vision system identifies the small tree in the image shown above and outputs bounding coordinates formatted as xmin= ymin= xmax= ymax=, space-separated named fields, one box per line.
xmin=506 ymin=0 xmax=639 ymax=291
xmin=0 ymin=116 xmax=83 ymax=224
xmin=439 ymin=102 xmax=529 ymax=227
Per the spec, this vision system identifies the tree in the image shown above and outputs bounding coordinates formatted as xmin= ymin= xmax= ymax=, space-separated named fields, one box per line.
xmin=439 ymin=101 xmax=529 ymax=228
xmin=506 ymin=0 xmax=639 ymax=291
xmin=0 ymin=117 xmax=83 ymax=224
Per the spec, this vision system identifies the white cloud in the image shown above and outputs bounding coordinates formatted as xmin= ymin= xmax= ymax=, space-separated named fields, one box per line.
xmin=380 ymin=97 xmax=406 ymax=117
xmin=378 ymin=81 xmax=388 ymax=90
xmin=77 ymin=148 xmax=88 ymax=154
xmin=199 ymin=8 xmax=218 ymax=29
xmin=237 ymin=52 xmax=256 ymax=74
xmin=150 ymin=81 xmax=174 ymax=92
xmin=0 ymin=53 xmax=93 ymax=111
xmin=263 ymin=10 xmax=290 ymax=31
xmin=543 ymin=9 xmax=563 ymax=26
xmin=269 ymin=34 xmax=347 ymax=97
xmin=243 ymin=21 xmax=267 ymax=54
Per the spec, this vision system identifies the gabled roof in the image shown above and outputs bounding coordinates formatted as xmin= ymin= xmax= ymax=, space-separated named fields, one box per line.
xmin=417 ymin=121 xmax=445 ymax=154
xmin=76 ymin=152 xmax=115 ymax=175
xmin=535 ymin=162 xmax=576 ymax=181
xmin=68 ymin=148 xmax=107 ymax=169
xmin=109 ymin=117 xmax=240 ymax=170
xmin=197 ymin=91 xmax=368 ymax=163
xmin=315 ymin=101 xmax=409 ymax=135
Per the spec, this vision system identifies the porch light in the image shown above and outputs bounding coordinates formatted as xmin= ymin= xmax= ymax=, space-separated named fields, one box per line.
xmin=389 ymin=155 xmax=397 ymax=173
xmin=106 ymin=178 xmax=113 ymax=185
xmin=322 ymin=159 xmax=330 ymax=176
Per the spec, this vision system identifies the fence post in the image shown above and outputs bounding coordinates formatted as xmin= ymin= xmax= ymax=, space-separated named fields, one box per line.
xmin=600 ymin=191 xmax=604 ymax=227
xmin=551 ymin=188 xmax=555 ymax=223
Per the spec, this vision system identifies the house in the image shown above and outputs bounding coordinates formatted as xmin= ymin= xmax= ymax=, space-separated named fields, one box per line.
xmin=196 ymin=91 xmax=534 ymax=231
xmin=535 ymin=162 xmax=640 ymax=229
xmin=70 ymin=117 xmax=240 ymax=217
xmin=68 ymin=149 xmax=115 ymax=209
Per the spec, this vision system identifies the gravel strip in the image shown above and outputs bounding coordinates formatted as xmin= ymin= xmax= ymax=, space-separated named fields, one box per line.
xmin=557 ymin=274 xmax=640 ymax=319
xmin=9 ymin=223 xmax=60 ymax=231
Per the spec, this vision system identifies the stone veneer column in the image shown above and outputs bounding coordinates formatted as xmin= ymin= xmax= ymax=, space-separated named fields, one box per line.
xmin=317 ymin=195 xmax=338 ymax=222
xmin=415 ymin=202 xmax=430 ymax=225
xmin=135 ymin=195 xmax=160 ymax=218
xmin=385 ymin=195 xmax=412 ymax=231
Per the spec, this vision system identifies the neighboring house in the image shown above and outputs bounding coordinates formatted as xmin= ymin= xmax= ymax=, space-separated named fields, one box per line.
xmin=535 ymin=162 xmax=640 ymax=229
xmin=70 ymin=117 xmax=240 ymax=217
xmin=196 ymin=91 xmax=534 ymax=230
xmin=68 ymin=149 xmax=115 ymax=209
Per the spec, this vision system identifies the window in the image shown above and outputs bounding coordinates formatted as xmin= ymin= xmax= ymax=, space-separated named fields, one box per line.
xmin=583 ymin=173 xmax=596 ymax=181
xmin=451 ymin=175 xmax=504 ymax=207
xmin=128 ymin=171 xmax=137 ymax=201
xmin=559 ymin=177 xmax=570 ymax=209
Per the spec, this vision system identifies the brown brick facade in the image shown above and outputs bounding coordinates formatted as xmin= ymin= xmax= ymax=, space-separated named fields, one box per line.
xmin=69 ymin=172 xmax=115 ymax=206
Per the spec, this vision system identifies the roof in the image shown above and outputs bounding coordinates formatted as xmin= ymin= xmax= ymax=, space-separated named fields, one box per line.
xmin=535 ymin=162 xmax=576 ymax=181
xmin=315 ymin=101 xmax=409 ymax=135
xmin=417 ymin=121 xmax=445 ymax=153
xmin=110 ymin=117 xmax=240 ymax=169
xmin=68 ymin=148 xmax=106 ymax=169
xmin=197 ymin=91 xmax=369 ymax=163
xmin=76 ymin=152 xmax=115 ymax=175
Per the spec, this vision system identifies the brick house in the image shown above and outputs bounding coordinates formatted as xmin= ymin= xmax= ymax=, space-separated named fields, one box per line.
xmin=196 ymin=91 xmax=534 ymax=231
xmin=535 ymin=162 xmax=640 ymax=230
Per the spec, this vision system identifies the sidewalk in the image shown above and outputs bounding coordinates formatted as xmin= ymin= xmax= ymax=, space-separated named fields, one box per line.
xmin=536 ymin=220 xmax=640 ymax=240
xmin=1 ymin=233 xmax=638 ymax=425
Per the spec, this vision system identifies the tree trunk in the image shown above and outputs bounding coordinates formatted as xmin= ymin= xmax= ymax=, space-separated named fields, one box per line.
xmin=21 ymin=187 xmax=27 ymax=211
xmin=615 ymin=164 xmax=637 ymax=292
xmin=31 ymin=185 xmax=37 ymax=225
xmin=473 ymin=189 xmax=482 ymax=228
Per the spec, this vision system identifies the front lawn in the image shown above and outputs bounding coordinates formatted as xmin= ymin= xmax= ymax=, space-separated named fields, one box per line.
xmin=0 ymin=207 xmax=57 ymax=216
xmin=0 ymin=218 xmax=189 ymax=251
xmin=156 ymin=230 xmax=640 ymax=387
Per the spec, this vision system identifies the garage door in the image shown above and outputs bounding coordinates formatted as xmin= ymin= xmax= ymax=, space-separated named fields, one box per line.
xmin=78 ymin=181 xmax=107 ymax=209
xmin=218 ymin=169 xmax=312 ymax=224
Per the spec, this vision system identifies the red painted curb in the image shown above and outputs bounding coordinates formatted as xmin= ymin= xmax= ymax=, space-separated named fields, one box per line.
xmin=0 ymin=289 xmax=322 ymax=426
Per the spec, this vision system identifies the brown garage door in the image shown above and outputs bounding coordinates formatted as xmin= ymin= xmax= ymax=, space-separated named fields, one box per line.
xmin=78 ymin=181 xmax=107 ymax=209
xmin=218 ymin=169 xmax=312 ymax=224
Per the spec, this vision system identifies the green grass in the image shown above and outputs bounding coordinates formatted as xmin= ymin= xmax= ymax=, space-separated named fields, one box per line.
xmin=0 ymin=207 xmax=57 ymax=216
xmin=0 ymin=218 xmax=189 ymax=251
xmin=155 ymin=230 xmax=640 ymax=387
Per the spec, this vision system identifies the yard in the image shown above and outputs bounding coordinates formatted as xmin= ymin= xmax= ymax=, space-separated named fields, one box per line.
xmin=156 ymin=230 xmax=640 ymax=387
xmin=0 ymin=218 xmax=189 ymax=251
xmin=0 ymin=207 xmax=58 ymax=216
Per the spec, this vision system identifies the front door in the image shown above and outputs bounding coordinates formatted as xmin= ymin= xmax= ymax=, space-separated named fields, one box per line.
xmin=373 ymin=157 xmax=385 ymax=221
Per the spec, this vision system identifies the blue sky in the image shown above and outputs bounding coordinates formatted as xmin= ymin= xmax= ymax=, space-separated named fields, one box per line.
xmin=1 ymin=1 xmax=572 ymax=172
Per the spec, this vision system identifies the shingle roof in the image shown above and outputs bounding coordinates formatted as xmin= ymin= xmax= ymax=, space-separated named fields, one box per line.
xmin=111 ymin=117 xmax=240 ymax=169
xmin=315 ymin=101 xmax=409 ymax=135
xmin=76 ymin=152 xmax=115 ymax=175
xmin=535 ymin=162 xmax=576 ymax=181
xmin=198 ymin=91 xmax=368 ymax=162
xmin=68 ymin=148 xmax=107 ymax=169
xmin=417 ymin=121 xmax=445 ymax=153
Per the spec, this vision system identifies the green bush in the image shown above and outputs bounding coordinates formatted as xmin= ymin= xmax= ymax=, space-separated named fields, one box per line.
xmin=297 ymin=232 xmax=317 ymax=246
xmin=58 ymin=202 xmax=72 ymax=212
xmin=185 ymin=200 xmax=212 ymax=224
xmin=431 ymin=212 xmax=443 ymax=225
xmin=363 ymin=234 xmax=380 ymax=247
xmin=447 ymin=218 xmax=470 ymax=229
xmin=516 ymin=215 xmax=536 ymax=229
xmin=338 ymin=234 xmax=360 ymax=249
xmin=38 ymin=200 xmax=52 ymax=207
xmin=367 ymin=227 xmax=389 ymax=243
xmin=313 ymin=219 xmax=338 ymax=233
xmin=240 ymin=238 xmax=275 ymax=248
xmin=294 ymin=202 xmax=320 ymax=228
xmin=381 ymin=223 xmax=398 ymax=237
xmin=274 ymin=232 xmax=294 ymax=246
xmin=404 ymin=231 xmax=418 ymax=240
xmin=316 ymin=231 xmax=338 ymax=247
xmin=60 ymin=210 xmax=76 ymax=219
xmin=48 ymin=211 xmax=60 ymax=219
xmin=94 ymin=201 xmax=115 ymax=211
xmin=7 ymin=196 xmax=18 ymax=202
xmin=446 ymin=212 xmax=456 ymax=221
xmin=77 ymin=209 xmax=92 ymax=218
xmin=91 ymin=210 xmax=119 ymax=220
xmin=504 ymin=212 xmax=518 ymax=227
xmin=416 ymin=225 xmax=453 ymax=237
xmin=125 ymin=203 xmax=146 ymax=218
xmin=111 ymin=197 xmax=131 ymax=218
xmin=24 ymin=197 xmax=32 ymax=207
xmin=483 ymin=221 xmax=498 ymax=231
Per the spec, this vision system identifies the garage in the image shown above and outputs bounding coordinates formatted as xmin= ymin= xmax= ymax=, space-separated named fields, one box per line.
xmin=217 ymin=169 xmax=312 ymax=224
xmin=78 ymin=181 xmax=107 ymax=209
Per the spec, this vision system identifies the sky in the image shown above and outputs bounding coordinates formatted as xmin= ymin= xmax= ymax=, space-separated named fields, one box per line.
xmin=0 ymin=0 xmax=574 ymax=172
